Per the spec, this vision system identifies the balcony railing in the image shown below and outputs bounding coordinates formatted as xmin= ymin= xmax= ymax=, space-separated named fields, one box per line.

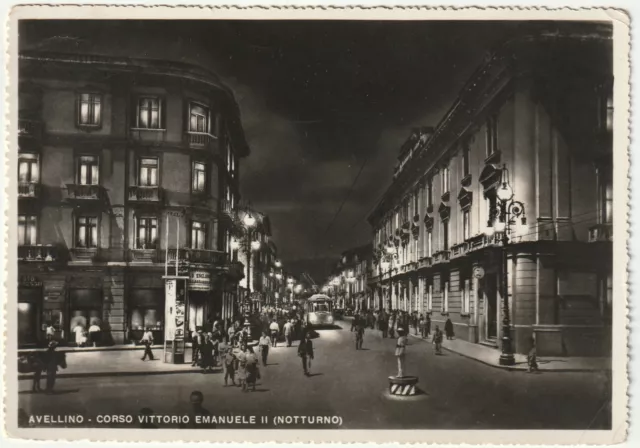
xmin=432 ymin=250 xmax=450 ymax=265
xmin=588 ymin=223 xmax=613 ymax=243
xmin=450 ymin=242 xmax=469 ymax=259
xmin=18 ymin=245 xmax=58 ymax=262
xmin=70 ymin=247 xmax=100 ymax=261
xmin=187 ymin=131 xmax=217 ymax=147
xmin=130 ymin=248 xmax=158 ymax=263
xmin=128 ymin=186 xmax=161 ymax=202
xmin=220 ymin=199 xmax=234 ymax=217
xmin=166 ymin=248 xmax=228 ymax=265
xmin=18 ymin=182 xmax=40 ymax=199
xmin=418 ymin=257 xmax=433 ymax=269
xmin=18 ymin=119 xmax=43 ymax=139
xmin=65 ymin=184 xmax=103 ymax=201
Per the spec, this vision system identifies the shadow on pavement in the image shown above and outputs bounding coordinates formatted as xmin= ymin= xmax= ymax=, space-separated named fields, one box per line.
xmin=308 ymin=373 xmax=323 ymax=377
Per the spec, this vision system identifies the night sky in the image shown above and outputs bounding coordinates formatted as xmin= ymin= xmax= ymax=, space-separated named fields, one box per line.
xmin=22 ymin=20 xmax=542 ymax=281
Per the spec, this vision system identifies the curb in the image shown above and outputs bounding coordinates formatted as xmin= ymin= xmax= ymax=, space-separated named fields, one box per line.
xmin=18 ymin=345 xmax=165 ymax=355
xmin=406 ymin=333 xmax=608 ymax=373
xmin=19 ymin=367 xmax=222 ymax=380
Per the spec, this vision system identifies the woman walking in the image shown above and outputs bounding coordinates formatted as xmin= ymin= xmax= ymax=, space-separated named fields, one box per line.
xmin=200 ymin=333 xmax=215 ymax=373
xmin=244 ymin=346 xmax=260 ymax=392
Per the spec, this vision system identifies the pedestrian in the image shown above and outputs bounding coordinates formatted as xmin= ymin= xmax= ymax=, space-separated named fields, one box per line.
xmin=388 ymin=313 xmax=396 ymax=339
xmin=88 ymin=320 xmax=102 ymax=347
xmin=140 ymin=327 xmax=155 ymax=361
xmin=235 ymin=343 xmax=248 ymax=390
xmin=244 ymin=346 xmax=260 ymax=392
xmin=284 ymin=319 xmax=294 ymax=347
xmin=432 ymin=325 xmax=444 ymax=355
xmin=259 ymin=330 xmax=271 ymax=366
xmin=191 ymin=327 xmax=202 ymax=367
xmin=412 ymin=313 xmax=419 ymax=335
xmin=269 ymin=319 xmax=280 ymax=347
xmin=445 ymin=318 xmax=455 ymax=340
xmin=425 ymin=313 xmax=432 ymax=337
xmin=73 ymin=322 xmax=87 ymax=347
xmin=45 ymin=322 xmax=56 ymax=343
xmin=355 ymin=319 xmax=365 ymax=350
xmin=44 ymin=340 xmax=60 ymax=393
xmin=228 ymin=322 xmax=237 ymax=346
xmin=223 ymin=347 xmax=236 ymax=387
xmin=298 ymin=332 xmax=314 ymax=376
xmin=527 ymin=337 xmax=539 ymax=373
xmin=395 ymin=327 xmax=407 ymax=378
xmin=181 ymin=391 xmax=213 ymax=428
xmin=350 ymin=312 xmax=358 ymax=332
xmin=419 ymin=314 xmax=426 ymax=338
xmin=201 ymin=333 xmax=216 ymax=373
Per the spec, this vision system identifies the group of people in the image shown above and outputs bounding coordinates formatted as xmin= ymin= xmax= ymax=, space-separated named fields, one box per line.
xmin=350 ymin=309 xmax=456 ymax=341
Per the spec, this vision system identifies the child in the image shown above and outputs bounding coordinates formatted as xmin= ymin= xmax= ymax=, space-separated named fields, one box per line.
xmin=527 ymin=337 xmax=539 ymax=373
xmin=432 ymin=325 xmax=443 ymax=355
xmin=223 ymin=347 xmax=236 ymax=386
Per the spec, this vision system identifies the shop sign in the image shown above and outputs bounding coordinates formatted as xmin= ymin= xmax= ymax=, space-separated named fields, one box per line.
xmin=19 ymin=275 xmax=42 ymax=287
xmin=188 ymin=270 xmax=212 ymax=291
xmin=473 ymin=266 xmax=485 ymax=279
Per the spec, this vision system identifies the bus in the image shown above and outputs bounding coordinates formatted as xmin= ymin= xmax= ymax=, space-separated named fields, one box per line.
xmin=304 ymin=294 xmax=336 ymax=328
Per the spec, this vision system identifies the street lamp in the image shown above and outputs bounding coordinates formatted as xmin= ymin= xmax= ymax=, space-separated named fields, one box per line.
xmin=236 ymin=211 xmax=260 ymax=313
xmin=484 ymin=164 xmax=526 ymax=366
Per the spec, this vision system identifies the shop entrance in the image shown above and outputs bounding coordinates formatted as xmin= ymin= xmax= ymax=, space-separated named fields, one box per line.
xmin=188 ymin=291 xmax=208 ymax=335
xmin=484 ymin=273 xmax=498 ymax=340
xmin=69 ymin=289 xmax=103 ymax=345
xmin=18 ymin=287 xmax=41 ymax=346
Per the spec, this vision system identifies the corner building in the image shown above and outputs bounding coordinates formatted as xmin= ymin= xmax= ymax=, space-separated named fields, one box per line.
xmin=17 ymin=50 xmax=249 ymax=347
xmin=368 ymin=26 xmax=613 ymax=357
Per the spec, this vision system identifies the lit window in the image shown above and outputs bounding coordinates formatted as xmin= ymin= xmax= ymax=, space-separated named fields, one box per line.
xmin=78 ymin=93 xmax=102 ymax=126
xmin=463 ymin=209 xmax=471 ymax=240
xmin=462 ymin=278 xmax=471 ymax=314
xmin=136 ymin=217 xmax=158 ymax=249
xmin=441 ymin=166 xmax=450 ymax=194
xmin=76 ymin=216 xmax=98 ymax=248
xmin=462 ymin=145 xmax=470 ymax=177
xmin=18 ymin=215 xmax=37 ymax=246
xmin=192 ymin=162 xmax=207 ymax=193
xmin=139 ymin=158 xmax=158 ymax=187
xmin=597 ymin=166 xmax=613 ymax=224
xmin=18 ymin=154 xmax=39 ymax=183
xmin=486 ymin=114 xmax=498 ymax=157
xmin=137 ymin=97 xmax=162 ymax=129
xmin=442 ymin=280 xmax=449 ymax=312
xmin=191 ymin=221 xmax=207 ymax=249
xmin=77 ymin=155 xmax=99 ymax=185
xmin=189 ymin=103 xmax=210 ymax=134
xmin=442 ymin=219 xmax=450 ymax=251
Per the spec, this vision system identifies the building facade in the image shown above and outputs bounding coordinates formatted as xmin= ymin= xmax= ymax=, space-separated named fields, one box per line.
xmin=367 ymin=27 xmax=613 ymax=357
xmin=17 ymin=50 xmax=249 ymax=347
xmin=329 ymin=244 xmax=372 ymax=311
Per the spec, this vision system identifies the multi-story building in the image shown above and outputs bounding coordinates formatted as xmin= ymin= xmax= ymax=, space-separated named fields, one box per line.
xmin=368 ymin=26 xmax=613 ymax=357
xmin=330 ymin=244 xmax=372 ymax=311
xmin=17 ymin=49 xmax=249 ymax=347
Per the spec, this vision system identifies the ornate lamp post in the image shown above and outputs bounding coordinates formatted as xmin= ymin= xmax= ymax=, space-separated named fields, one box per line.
xmin=484 ymin=164 xmax=526 ymax=366
xmin=231 ymin=212 xmax=261 ymax=314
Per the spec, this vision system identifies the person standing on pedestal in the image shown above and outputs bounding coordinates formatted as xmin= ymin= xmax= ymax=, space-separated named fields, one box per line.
xmin=395 ymin=327 xmax=407 ymax=378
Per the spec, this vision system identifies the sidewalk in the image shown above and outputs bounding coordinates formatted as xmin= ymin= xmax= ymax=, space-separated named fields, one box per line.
xmin=407 ymin=332 xmax=611 ymax=372
xmin=19 ymin=344 xmax=165 ymax=354
xmin=18 ymin=348 xmax=216 ymax=380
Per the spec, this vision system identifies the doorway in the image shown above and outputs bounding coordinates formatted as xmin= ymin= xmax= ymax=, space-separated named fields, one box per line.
xmin=484 ymin=273 xmax=498 ymax=341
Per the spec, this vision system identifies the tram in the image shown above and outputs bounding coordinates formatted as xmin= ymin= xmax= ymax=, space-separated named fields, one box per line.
xmin=304 ymin=294 xmax=336 ymax=328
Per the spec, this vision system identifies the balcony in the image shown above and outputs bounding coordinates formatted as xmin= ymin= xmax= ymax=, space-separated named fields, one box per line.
xmin=450 ymin=242 xmax=469 ymax=259
xmin=128 ymin=186 xmax=162 ymax=203
xmin=418 ymin=257 xmax=433 ymax=269
xmin=220 ymin=199 xmax=235 ymax=219
xmin=18 ymin=119 xmax=43 ymax=140
xmin=432 ymin=250 xmax=450 ymax=265
xmin=187 ymin=132 xmax=218 ymax=149
xmin=18 ymin=245 xmax=58 ymax=262
xmin=18 ymin=182 xmax=41 ymax=199
xmin=65 ymin=184 xmax=103 ymax=201
xmin=130 ymin=248 xmax=158 ymax=263
xmin=167 ymin=248 xmax=228 ymax=266
xmin=588 ymin=223 xmax=613 ymax=243
xmin=70 ymin=247 xmax=100 ymax=262
xmin=467 ymin=234 xmax=486 ymax=253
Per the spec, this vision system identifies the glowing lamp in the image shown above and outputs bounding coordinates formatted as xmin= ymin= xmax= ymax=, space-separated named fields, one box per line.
xmin=230 ymin=238 xmax=240 ymax=250
xmin=243 ymin=213 xmax=256 ymax=228
xmin=484 ymin=221 xmax=495 ymax=237
xmin=497 ymin=182 xmax=514 ymax=202
xmin=251 ymin=240 xmax=261 ymax=250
